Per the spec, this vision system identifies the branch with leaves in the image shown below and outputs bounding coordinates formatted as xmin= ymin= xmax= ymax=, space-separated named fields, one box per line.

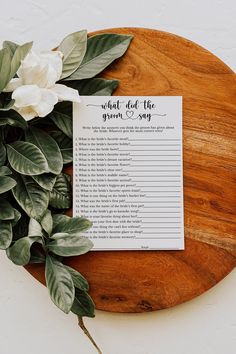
xmin=0 ymin=30 xmax=133 ymax=353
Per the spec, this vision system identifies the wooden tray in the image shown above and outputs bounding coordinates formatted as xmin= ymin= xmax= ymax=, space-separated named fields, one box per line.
xmin=26 ymin=27 xmax=236 ymax=313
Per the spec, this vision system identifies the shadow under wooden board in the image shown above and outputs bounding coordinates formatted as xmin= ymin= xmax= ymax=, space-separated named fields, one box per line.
xmin=26 ymin=27 xmax=236 ymax=313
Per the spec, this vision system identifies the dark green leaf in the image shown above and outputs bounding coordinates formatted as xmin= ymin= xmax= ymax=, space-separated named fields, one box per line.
xmin=11 ymin=208 xmax=21 ymax=226
xmin=31 ymin=173 xmax=57 ymax=191
xmin=12 ymin=210 xmax=29 ymax=241
xmin=65 ymin=265 xmax=89 ymax=291
xmin=54 ymin=101 xmax=72 ymax=116
xmin=29 ymin=246 xmax=46 ymax=264
xmin=0 ymin=99 xmax=15 ymax=111
xmin=45 ymin=255 xmax=75 ymax=314
xmin=48 ymin=233 xmax=93 ymax=257
xmin=65 ymin=33 xmax=133 ymax=80
xmin=0 ymin=110 xmax=28 ymax=129
xmin=49 ymin=173 xmax=72 ymax=209
xmin=0 ymin=142 xmax=6 ymax=166
xmin=40 ymin=209 xmax=53 ymax=236
xmin=7 ymin=141 xmax=49 ymax=175
xmin=49 ymin=111 xmax=72 ymax=138
xmin=0 ymin=220 xmax=12 ymax=249
xmin=0 ymin=198 xmax=15 ymax=220
xmin=25 ymin=127 xmax=63 ymax=175
xmin=52 ymin=216 xmax=92 ymax=235
xmin=59 ymin=30 xmax=87 ymax=80
xmin=12 ymin=174 xmax=49 ymax=220
xmin=0 ymin=175 xmax=16 ymax=193
xmin=7 ymin=236 xmax=42 ymax=265
xmin=50 ymin=131 xmax=72 ymax=164
xmin=0 ymin=166 xmax=12 ymax=176
xmin=71 ymin=288 xmax=95 ymax=318
xmin=65 ymin=78 xmax=119 ymax=96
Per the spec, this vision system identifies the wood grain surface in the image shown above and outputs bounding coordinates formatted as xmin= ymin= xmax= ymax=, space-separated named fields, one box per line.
xmin=26 ymin=28 xmax=236 ymax=313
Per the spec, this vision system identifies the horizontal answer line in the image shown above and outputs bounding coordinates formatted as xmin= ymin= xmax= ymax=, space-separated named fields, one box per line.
xmin=136 ymin=237 xmax=181 ymax=240
xmin=145 ymin=195 xmax=181 ymax=197
xmin=126 ymin=170 xmax=181 ymax=172
xmin=140 ymin=232 xmax=181 ymax=234
xmin=143 ymin=207 xmax=181 ymax=208
xmin=130 ymin=155 xmax=181 ymax=157
xmin=139 ymin=217 xmax=181 ymax=219
xmin=122 ymin=150 xmax=181 ymax=152
xmin=137 ymin=186 xmax=181 ymax=187
xmin=132 ymin=165 xmax=181 ymax=167
xmin=129 ymin=139 xmax=181 ymax=141
xmin=142 ymin=222 xmax=181 ymax=224
xmin=130 ymin=144 xmax=181 ymax=146
xmin=132 ymin=176 xmax=181 ymax=178
xmin=133 ymin=160 xmax=181 ymax=161
xmin=130 ymin=201 xmax=181 ymax=203
xmin=141 ymin=227 xmax=181 ymax=229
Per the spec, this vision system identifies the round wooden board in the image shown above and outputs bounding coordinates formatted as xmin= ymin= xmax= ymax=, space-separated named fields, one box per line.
xmin=26 ymin=28 xmax=236 ymax=313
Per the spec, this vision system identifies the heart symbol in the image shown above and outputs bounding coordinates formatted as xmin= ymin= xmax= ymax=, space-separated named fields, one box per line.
xmin=126 ymin=110 xmax=134 ymax=119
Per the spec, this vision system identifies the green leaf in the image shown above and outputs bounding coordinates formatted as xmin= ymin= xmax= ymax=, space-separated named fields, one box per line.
xmin=9 ymin=42 xmax=32 ymax=80
xmin=59 ymin=30 xmax=87 ymax=80
xmin=12 ymin=174 xmax=49 ymax=220
xmin=0 ymin=48 xmax=11 ymax=92
xmin=0 ymin=111 xmax=28 ymax=129
xmin=0 ymin=198 xmax=15 ymax=220
xmin=71 ymin=288 xmax=95 ymax=318
xmin=65 ymin=33 xmax=133 ymax=80
xmin=0 ymin=166 xmax=12 ymax=176
xmin=49 ymin=111 xmax=72 ymax=139
xmin=49 ymin=173 xmax=72 ymax=209
xmin=40 ymin=209 xmax=53 ymax=236
xmin=7 ymin=236 xmax=42 ymax=265
xmin=45 ymin=255 xmax=75 ymax=314
xmin=51 ymin=131 xmax=72 ymax=164
xmin=7 ymin=141 xmax=49 ymax=175
xmin=65 ymin=78 xmax=119 ymax=96
xmin=0 ymin=175 xmax=16 ymax=194
xmin=0 ymin=220 xmax=12 ymax=249
xmin=25 ymin=127 xmax=63 ymax=175
xmin=64 ymin=265 xmax=89 ymax=291
xmin=48 ymin=233 xmax=93 ymax=257
xmin=0 ymin=142 xmax=6 ymax=166
xmin=28 ymin=218 xmax=43 ymax=236
xmin=52 ymin=216 xmax=92 ymax=235
xmin=31 ymin=173 xmax=57 ymax=191
xmin=52 ymin=214 xmax=70 ymax=228
xmin=3 ymin=41 xmax=19 ymax=57
xmin=11 ymin=208 xmax=21 ymax=227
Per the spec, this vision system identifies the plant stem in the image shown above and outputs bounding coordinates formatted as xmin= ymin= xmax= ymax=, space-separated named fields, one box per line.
xmin=78 ymin=316 xmax=103 ymax=354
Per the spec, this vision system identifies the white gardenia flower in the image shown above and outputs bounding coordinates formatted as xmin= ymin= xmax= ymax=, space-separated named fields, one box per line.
xmin=5 ymin=50 xmax=80 ymax=120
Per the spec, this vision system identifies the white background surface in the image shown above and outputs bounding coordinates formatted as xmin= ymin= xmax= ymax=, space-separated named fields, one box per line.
xmin=0 ymin=1 xmax=235 ymax=353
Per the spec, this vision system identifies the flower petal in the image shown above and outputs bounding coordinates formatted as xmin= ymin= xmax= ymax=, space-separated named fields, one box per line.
xmin=18 ymin=50 xmax=62 ymax=88
xmin=40 ymin=51 xmax=63 ymax=82
xmin=12 ymin=85 xmax=41 ymax=108
xmin=14 ymin=106 xmax=38 ymax=121
xmin=17 ymin=51 xmax=40 ymax=78
xmin=4 ymin=78 xmax=23 ymax=92
xmin=33 ymin=88 xmax=58 ymax=117
xmin=51 ymin=84 xmax=81 ymax=103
